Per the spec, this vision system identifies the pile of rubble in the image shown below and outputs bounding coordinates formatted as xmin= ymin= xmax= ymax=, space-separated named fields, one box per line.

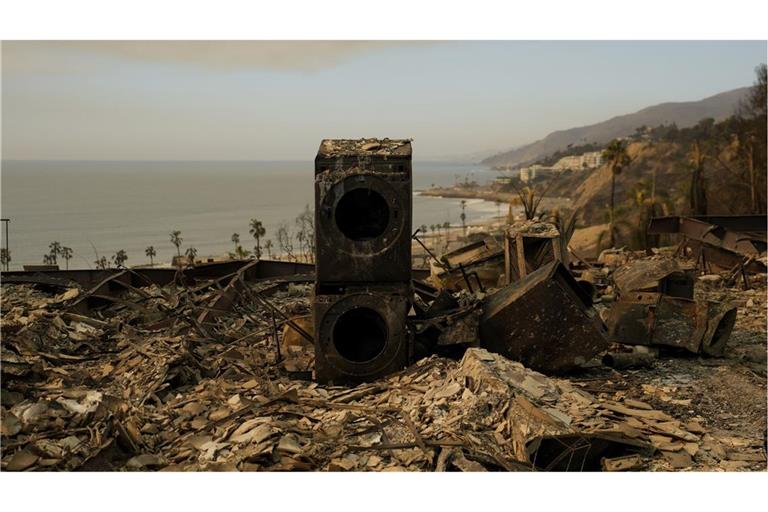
xmin=1 ymin=246 xmax=765 ymax=471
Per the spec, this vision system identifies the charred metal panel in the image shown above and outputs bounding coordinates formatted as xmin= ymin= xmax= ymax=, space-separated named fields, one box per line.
xmin=648 ymin=215 xmax=767 ymax=237
xmin=1 ymin=259 xmax=315 ymax=290
xmin=604 ymin=294 xmax=737 ymax=356
xmin=612 ymin=258 xmax=694 ymax=300
xmin=647 ymin=216 xmax=767 ymax=260
xmin=700 ymin=300 xmax=738 ymax=357
xmin=314 ymin=139 xmax=412 ymax=284
xmin=479 ymin=261 xmax=608 ymax=375
xmin=313 ymin=284 xmax=411 ymax=384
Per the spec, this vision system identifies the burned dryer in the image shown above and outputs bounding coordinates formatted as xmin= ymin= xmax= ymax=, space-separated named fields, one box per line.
xmin=314 ymin=139 xmax=412 ymax=284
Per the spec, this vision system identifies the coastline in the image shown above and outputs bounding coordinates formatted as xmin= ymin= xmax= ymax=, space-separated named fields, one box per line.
xmin=419 ymin=186 xmax=516 ymax=203
xmin=418 ymin=185 xmax=573 ymax=213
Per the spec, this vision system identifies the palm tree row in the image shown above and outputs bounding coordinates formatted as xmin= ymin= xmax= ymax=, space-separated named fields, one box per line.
xmin=41 ymin=241 xmax=74 ymax=269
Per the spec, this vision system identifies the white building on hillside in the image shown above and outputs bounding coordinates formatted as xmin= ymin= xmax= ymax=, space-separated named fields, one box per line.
xmin=551 ymin=151 xmax=603 ymax=172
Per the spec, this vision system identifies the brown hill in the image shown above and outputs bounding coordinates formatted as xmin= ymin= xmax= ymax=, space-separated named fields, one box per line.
xmin=482 ymin=88 xmax=749 ymax=169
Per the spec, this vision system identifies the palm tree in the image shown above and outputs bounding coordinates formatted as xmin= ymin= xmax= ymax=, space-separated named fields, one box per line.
xmin=602 ymin=139 xmax=632 ymax=247
xmin=235 ymin=245 xmax=251 ymax=259
xmin=460 ymin=200 xmax=467 ymax=237
xmin=264 ymin=239 xmax=273 ymax=259
xmin=420 ymin=224 xmax=428 ymax=235
xmin=0 ymin=248 xmax=10 ymax=271
xmin=60 ymin=246 xmax=73 ymax=270
xmin=43 ymin=254 xmax=55 ymax=265
xmin=688 ymin=140 xmax=709 ymax=215
xmin=249 ymin=218 xmax=266 ymax=259
xmin=442 ymin=221 xmax=451 ymax=246
xmin=231 ymin=233 xmax=240 ymax=252
xmin=112 ymin=249 xmax=128 ymax=267
xmin=185 ymin=246 xmax=197 ymax=264
xmin=94 ymin=256 xmax=108 ymax=269
xmin=145 ymin=246 xmax=156 ymax=266
xmin=48 ymin=241 xmax=62 ymax=264
xmin=170 ymin=230 xmax=183 ymax=257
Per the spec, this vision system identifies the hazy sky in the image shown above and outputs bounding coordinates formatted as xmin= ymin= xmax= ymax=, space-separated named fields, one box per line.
xmin=2 ymin=41 xmax=765 ymax=161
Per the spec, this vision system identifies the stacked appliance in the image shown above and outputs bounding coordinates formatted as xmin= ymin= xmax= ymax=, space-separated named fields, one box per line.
xmin=313 ymin=138 xmax=413 ymax=384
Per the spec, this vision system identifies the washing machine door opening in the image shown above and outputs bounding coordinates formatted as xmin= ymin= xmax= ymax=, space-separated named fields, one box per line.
xmin=332 ymin=306 xmax=389 ymax=363
xmin=334 ymin=187 xmax=390 ymax=241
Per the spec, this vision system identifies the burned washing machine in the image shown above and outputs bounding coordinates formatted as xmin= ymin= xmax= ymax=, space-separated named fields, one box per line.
xmin=313 ymin=283 xmax=411 ymax=385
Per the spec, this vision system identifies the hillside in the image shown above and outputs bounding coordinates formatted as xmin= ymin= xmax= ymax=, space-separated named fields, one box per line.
xmin=482 ymin=87 xmax=749 ymax=168
xmin=531 ymin=134 xmax=763 ymax=254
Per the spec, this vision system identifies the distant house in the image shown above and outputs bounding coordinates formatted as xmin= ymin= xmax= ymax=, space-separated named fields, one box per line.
xmin=551 ymin=151 xmax=603 ymax=172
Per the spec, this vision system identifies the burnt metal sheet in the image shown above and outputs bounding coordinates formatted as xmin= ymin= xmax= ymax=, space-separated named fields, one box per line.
xmin=411 ymin=304 xmax=481 ymax=347
xmin=700 ymin=300 xmax=738 ymax=357
xmin=647 ymin=216 xmax=767 ymax=273
xmin=479 ymin=261 xmax=608 ymax=375
xmin=648 ymin=215 xmax=767 ymax=237
xmin=432 ymin=239 xmax=504 ymax=292
xmin=1 ymin=259 xmax=315 ymax=290
xmin=682 ymin=240 xmax=766 ymax=274
xmin=440 ymin=237 xmax=502 ymax=269
xmin=648 ymin=216 xmax=767 ymax=257
xmin=604 ymin=294 xmax=737 ymax=356
xmin=612 ymin=258 xmax=694 ymax=299
xmin=0 ymin=272 xmax=79 ymax=291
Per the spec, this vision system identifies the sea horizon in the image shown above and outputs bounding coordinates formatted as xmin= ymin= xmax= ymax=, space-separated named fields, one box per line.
xmin=1 ymin=159 xmax=499 ymax=270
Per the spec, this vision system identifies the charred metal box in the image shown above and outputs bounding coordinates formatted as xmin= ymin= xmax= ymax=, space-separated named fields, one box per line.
xmin=313 ymin=283 xmax=411 ymax=384
xmin=314 ymin=139 xmax=412 ymax=284
xmin=479 ymin=261 xmax=608 ymax=375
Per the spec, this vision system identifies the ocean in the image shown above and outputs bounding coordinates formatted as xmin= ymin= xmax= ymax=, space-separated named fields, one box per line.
xmin=0 ymin=160 xmax=500 ymax=270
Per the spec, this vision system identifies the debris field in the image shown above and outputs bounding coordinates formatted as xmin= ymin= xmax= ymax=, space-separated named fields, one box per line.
xmin=1 ymin=247 xmax=765 ymax=472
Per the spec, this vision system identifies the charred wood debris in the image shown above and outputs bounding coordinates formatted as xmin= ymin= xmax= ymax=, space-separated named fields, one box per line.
xmin=1 ymin=145 xmax=766 ymax=472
